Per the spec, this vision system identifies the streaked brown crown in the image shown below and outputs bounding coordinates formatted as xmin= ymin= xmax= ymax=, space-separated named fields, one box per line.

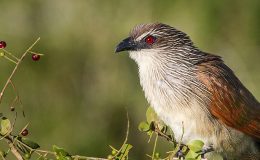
xmin=130 ymin=23 xmax=194 ymax=49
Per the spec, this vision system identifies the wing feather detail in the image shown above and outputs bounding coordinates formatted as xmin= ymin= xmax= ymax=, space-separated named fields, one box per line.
xmin=197 ymin=55 xmax=260 ymax=139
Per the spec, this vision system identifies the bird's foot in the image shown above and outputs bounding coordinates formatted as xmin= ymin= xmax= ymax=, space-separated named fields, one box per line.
xmin=200 ymin=145 xmax=214 ymax=158
xmin=175 ymin=145 xmax=185 ymax=158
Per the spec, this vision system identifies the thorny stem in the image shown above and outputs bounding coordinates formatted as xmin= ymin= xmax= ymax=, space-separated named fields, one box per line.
xmin=0 ymin=37 xmax=41 ymax=104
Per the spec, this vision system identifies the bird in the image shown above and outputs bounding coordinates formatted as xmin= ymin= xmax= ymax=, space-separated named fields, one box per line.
xmin=115 ymin=23 xmax=260 ymax=160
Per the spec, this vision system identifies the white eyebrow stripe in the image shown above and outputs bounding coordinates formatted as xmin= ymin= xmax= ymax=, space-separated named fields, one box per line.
xmin=136 ymin=30 xmax=154 ymax=41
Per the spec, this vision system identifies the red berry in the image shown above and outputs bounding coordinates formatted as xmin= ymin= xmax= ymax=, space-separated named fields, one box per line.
xmin=21 ymin=129 xmax=29 ymax=136
xmin=0 ymin=41 xmax=6 ymax=49
xmin=32 ymin=54 xmax=40 ymax=61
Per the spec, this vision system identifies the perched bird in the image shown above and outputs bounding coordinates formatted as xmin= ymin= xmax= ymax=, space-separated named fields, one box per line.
xmin=115 ymin=23 xmax=260 ymax=159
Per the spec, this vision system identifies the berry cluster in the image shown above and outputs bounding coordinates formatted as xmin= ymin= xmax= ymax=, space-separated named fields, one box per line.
xmin=0 ymin=40 xmax=42 ymax=61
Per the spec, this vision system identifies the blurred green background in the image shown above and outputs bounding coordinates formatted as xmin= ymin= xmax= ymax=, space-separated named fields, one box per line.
xmin=0 ymin=0 xmax=260 ymax=159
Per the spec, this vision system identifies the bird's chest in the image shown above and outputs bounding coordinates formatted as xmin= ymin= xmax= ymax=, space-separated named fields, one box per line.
xmin=138 ymin=64 xmax=211 ymax=143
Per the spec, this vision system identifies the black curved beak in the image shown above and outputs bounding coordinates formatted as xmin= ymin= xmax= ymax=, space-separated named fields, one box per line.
xmin=115 ymin=37 xmax=136 ymax=53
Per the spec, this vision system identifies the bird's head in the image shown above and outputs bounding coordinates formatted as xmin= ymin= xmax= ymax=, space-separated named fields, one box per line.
xmin=115 ymin=23 xmax=194 ymax=55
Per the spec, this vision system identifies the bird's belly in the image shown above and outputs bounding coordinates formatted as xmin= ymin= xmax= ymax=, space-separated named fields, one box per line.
xmin=142 ymin=81 xmax=213 ymax=144
xmin=153 ymin=100 xmax=213 ymax=145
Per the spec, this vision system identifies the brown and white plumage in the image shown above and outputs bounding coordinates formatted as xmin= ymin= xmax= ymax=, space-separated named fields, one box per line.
xmin=116 ymin=23 xmax=260 ymax=159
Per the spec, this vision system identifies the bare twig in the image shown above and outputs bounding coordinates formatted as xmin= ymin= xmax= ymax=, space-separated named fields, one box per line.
xmin=72 ymin=155 xmax=108 ymax=160
xmin=153 ymin=123 xmax=176 ymax=145
xmin=0 ymin=154 xmax=7 ymax=160
xmin=5 ymin=136 xmax=23 ymax=160
xmin=11 ymin=112 xmax=18 ymax=134
xmin=18 ymin=123 xmax=29 ymax=135
xmin=15 ymin=135 xmax=109 ymax=160
xmin=9 ymin=80 xmax=25 ymax=117
xmin=2 ymin=49 xmax=19 ymax=61
xmin=112 ymin=110 xmax=130 ymax=159
xmin=28 ymin=51 xmax=44 ymax=56
xmin=151 ymin=134 xmax=158 ymax=160
xmin=0 ymin=37 xmax=41 ymax=104
xmin=3 ymin=55 xmax=17 ymax=64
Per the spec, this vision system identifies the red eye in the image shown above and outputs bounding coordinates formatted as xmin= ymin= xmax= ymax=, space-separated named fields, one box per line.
xmin=145 ymin=36 xmax=156 ymax=45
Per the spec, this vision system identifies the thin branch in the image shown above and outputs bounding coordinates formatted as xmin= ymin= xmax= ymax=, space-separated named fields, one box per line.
xmin=11 ymin=112 xmax=18 ymax=135
xmin=5 ymin=136 xmax=23 ymax=160
xmin=72 ymin=155 xmax=107 ymax=160
xmin=18 ymin=123 xmax=29 ymax=135
xmin=2 ymin=49 xmax=19 ymax=61
xmin=9 ymin=80 xmax=25 ymax=116
xmin=28 ymin=51 xmax=44 ymax=56
xmin=15 ymin=136 xmax=108 ymax=160
xmin=151 ymin=134 xmax=158 ymax=160
xmin=0 ymin=37 xmax=40 ymax=104
xmin=0 ymin=154 xmax=6 ymax=160
xmin=153 ymin=123 xmax=176 ymax=145
xmin=3 ymin=55 xmax=17 ymax=64
xmin=112 ymin=110 xmax=130 ymax=159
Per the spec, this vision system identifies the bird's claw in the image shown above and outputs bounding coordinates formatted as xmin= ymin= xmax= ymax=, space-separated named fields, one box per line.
xmin=200 ymin=145 xmax=214 ymax=158
xmin=175 ymin=145 xmax=185 ymax=158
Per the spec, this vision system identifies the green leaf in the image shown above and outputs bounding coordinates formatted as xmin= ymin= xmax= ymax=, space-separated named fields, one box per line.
xmin=187 ymin=140 xmax=204 ymax=152
xmin=138 ymin=121 xmax=150 ymax=132
xmin=0 ymin=117 xmax=11 ymax=135
xmin=147 ymin=130 xmax=153 ymax=136
xmin=18 ymin=137 xmax=40 ymax=149
xmin=185 ymin=150 xmax=199 ymax=159
xmin=53 ymin=145 xmax=70 ymax=158
xmin=146 ymin=107 xmax=159 ymax=123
